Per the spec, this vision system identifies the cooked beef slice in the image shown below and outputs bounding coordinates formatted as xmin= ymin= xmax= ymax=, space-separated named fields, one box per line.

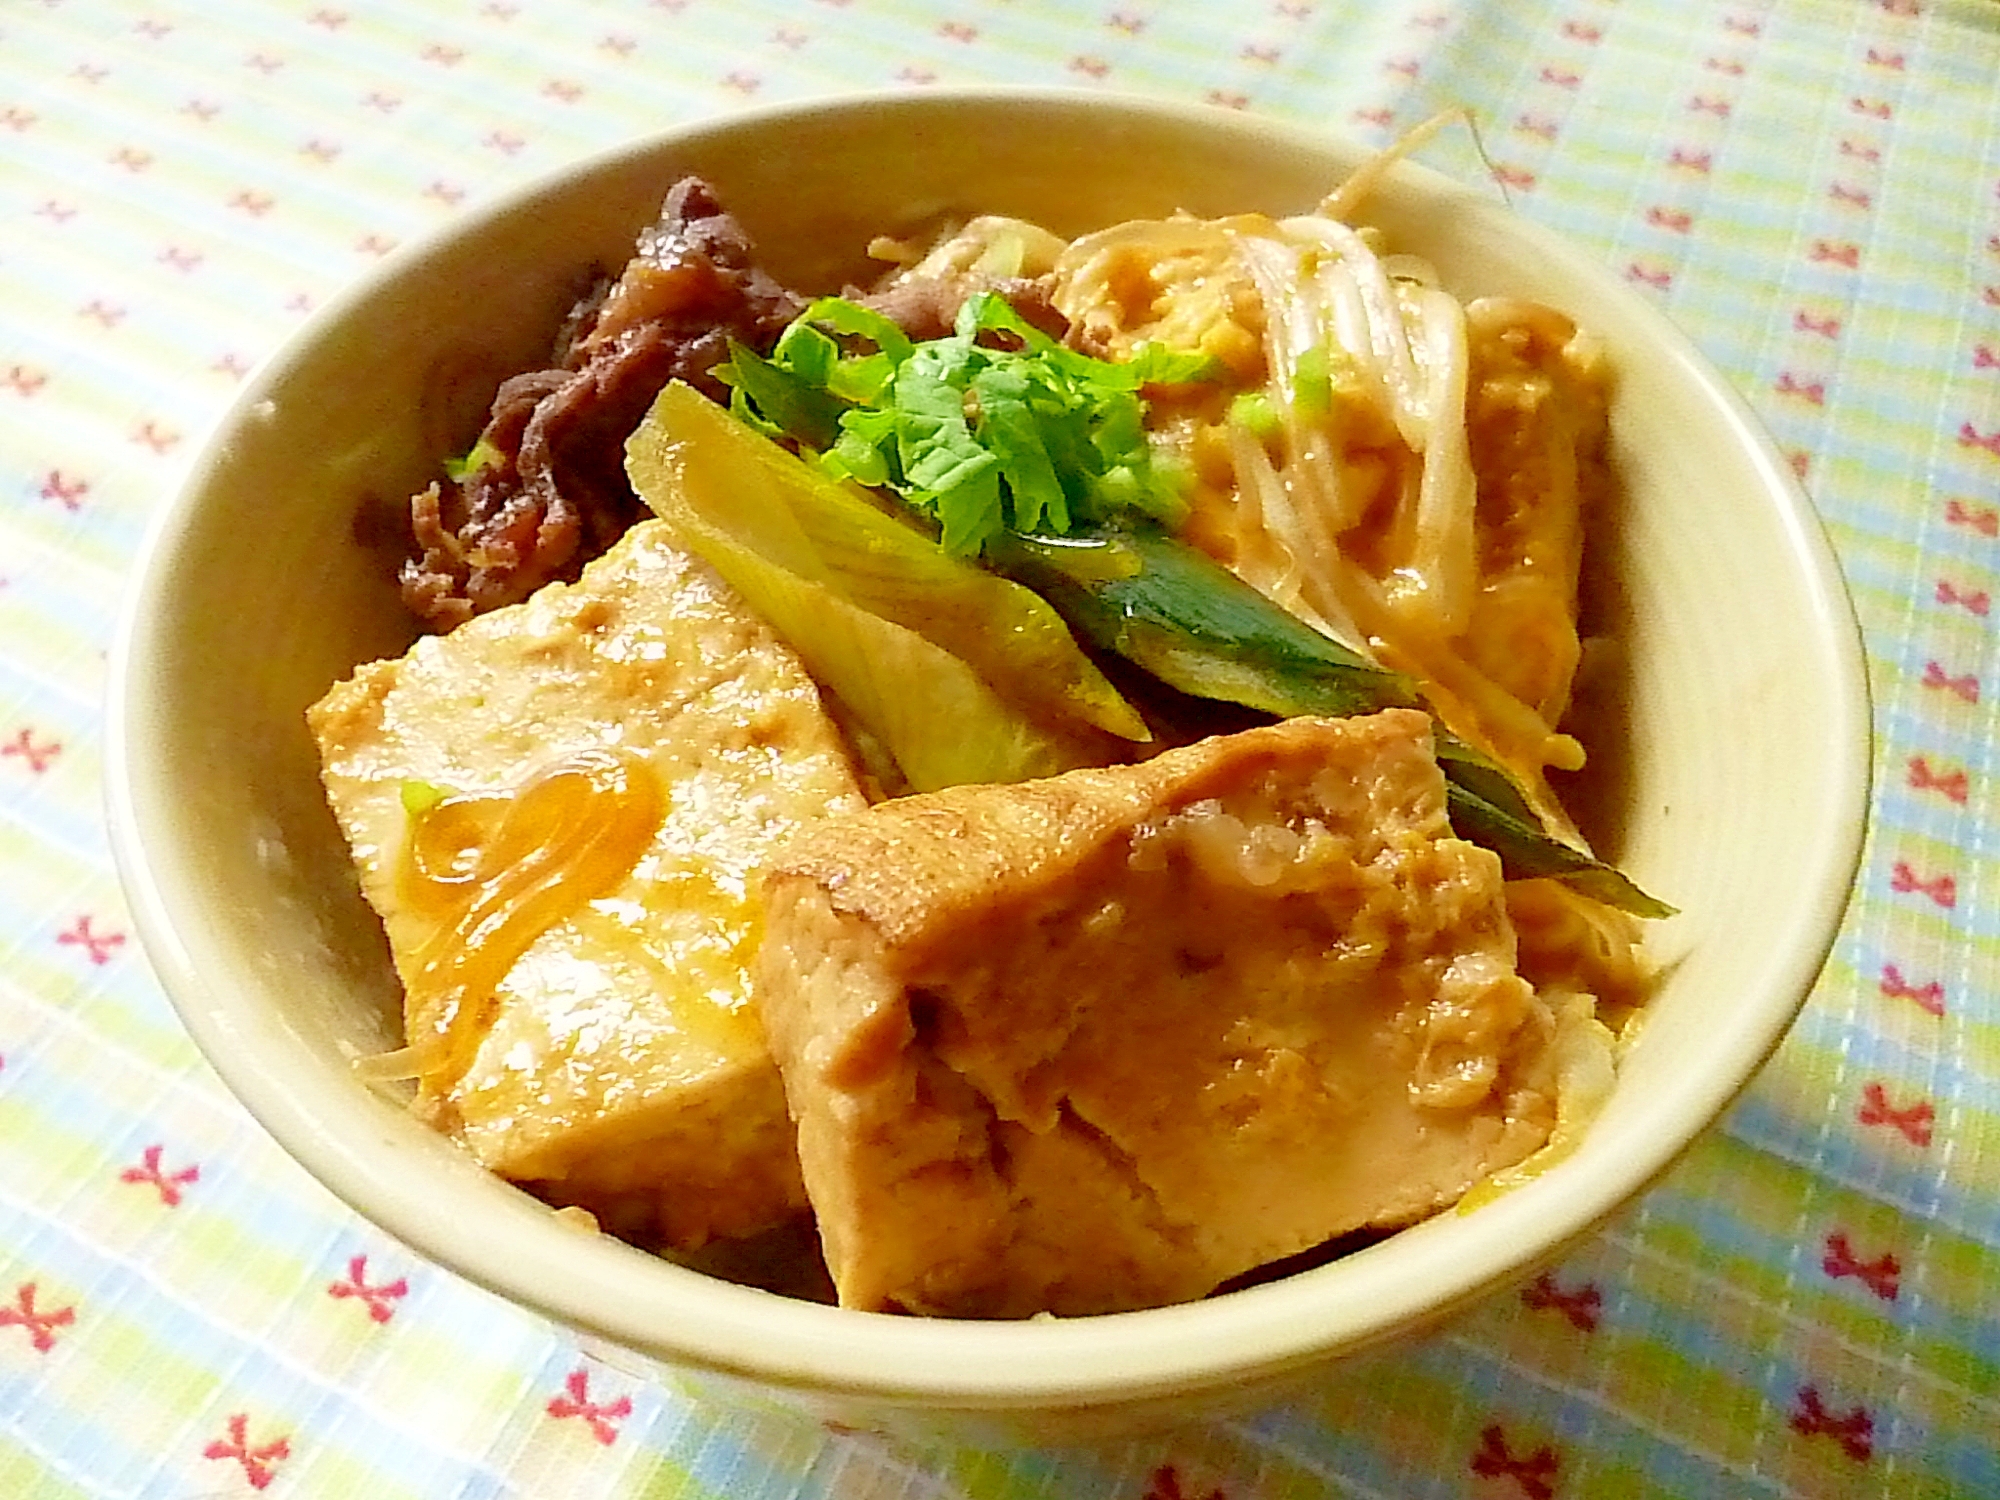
xmin=401 ymin=178 xmax=806 ymax=629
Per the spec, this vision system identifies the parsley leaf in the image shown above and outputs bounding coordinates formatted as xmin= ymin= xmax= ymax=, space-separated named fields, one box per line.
xmin=720 ymin=339 xmax=844 ymax=450
xmin=725 ymin=291 xmax=1218 ymax=553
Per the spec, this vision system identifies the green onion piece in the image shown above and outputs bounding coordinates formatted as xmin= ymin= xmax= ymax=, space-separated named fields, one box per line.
xmin=1229 ymin=390 xmax=1282 ymax=439
xmin=727 ymin=292 xmax=1219 ymax=553
xmin=400 ymin=779 xmax=449 ymax=818
xmin=990 ymin=526 xmax=1672 ymax=918
xmin=1446 ymin=781 xmax=1676 ymax=919
xmin=625 ymin=381 xmax=1149 ymax=795
xmin=990 ymin=528 xmax=1419 ymax=721
xmin=1292 ymin=344 xmax=1334 ymax=420
xmin=443 ymin=439 xmax=503 ymax=482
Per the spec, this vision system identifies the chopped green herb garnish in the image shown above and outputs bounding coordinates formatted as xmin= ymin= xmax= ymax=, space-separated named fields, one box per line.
xmin=724 ymin=291 xmax=1219 ymax=555
xmin=720 ymin=339 xmax=844 ymax=450
xmin=399 ymin=779 xmax=449 ymax=818
xmin=443 ymin=438 xmax=504 ymax=482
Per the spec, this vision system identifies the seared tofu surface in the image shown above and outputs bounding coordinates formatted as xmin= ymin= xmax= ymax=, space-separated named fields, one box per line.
xmin=757 ymin=710 xmax=1559 ymax=1316
xmin=309 ymin=519 xmax=864 ymax=1249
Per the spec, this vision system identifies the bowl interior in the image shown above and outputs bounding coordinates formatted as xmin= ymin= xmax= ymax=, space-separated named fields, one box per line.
xmin=107 ymin=89 xmax=1870 ymax=1428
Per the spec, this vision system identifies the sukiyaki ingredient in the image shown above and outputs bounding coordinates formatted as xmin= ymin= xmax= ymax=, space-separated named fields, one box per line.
xmin=401 ymin=179 xmax=807 ymax=630
xmin=991 ymin=525 xmax=1424 ymax=720
xmin=1049 ymin=211 xmax=1613 ymax=843
xmin=626 ymin=380 xmax=1147 ymax=795
xmin=317 ymin=157 xmax=1670 ymax=1313
xmin=395 ymin=744 xmax=667 ymax=1096
xmin=994 ymin=527 xmax=1667 ymax=915
xmin=310 ymin=519 xmax=864 ymax=1248
xmin=756 ymin=710 xmax=1592 ymax=1317
xmin=722 ymin=291 xmax=1218 ymax=554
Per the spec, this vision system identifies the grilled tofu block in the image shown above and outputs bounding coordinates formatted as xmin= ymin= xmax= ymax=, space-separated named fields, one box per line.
xmin=310 ymin=519 xmax=864 ymax=1249
xmin=757 ymin=710 xmax=1561 ymax=1316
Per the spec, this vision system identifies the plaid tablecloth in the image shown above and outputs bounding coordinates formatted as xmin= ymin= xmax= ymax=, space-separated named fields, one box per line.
xmin=3 ymin=2 xmax=1995 ymax=1496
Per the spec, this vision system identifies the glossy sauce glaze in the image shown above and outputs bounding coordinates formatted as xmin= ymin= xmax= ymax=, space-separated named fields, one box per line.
xmin=397 ymin=746 xmax=667 ymax=1091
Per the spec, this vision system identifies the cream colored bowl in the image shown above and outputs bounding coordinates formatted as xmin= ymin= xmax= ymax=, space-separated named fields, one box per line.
xmin=106 ymin=89 xmax=1870 ymax=1441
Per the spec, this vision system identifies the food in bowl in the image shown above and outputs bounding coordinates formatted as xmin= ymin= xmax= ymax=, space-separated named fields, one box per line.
xmin=307 ymin=520 xmax=865 ymax=1254
xmin=108 ymin=90 xmax=1869 ymax=1432
xmin=305 ymin=147 xmax=1670 ymax=1317
xmin=757 ymin=710 xmax=1602 ymax=1317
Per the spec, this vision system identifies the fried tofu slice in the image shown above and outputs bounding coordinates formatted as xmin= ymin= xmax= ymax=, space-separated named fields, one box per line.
xmin=756 ymin=710 xmax=1561 ymax=1316
xmin=309 ymin=519 xmax=864 ymax=1249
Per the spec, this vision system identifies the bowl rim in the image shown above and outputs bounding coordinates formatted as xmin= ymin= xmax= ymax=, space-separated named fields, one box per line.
xmin=104 ymin=84 xmax=1874 ymax=1411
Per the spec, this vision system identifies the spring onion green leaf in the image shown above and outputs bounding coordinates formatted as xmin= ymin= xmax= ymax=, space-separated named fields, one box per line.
xmin=991 ymin=528 xmax=1421 ymax=720
xmin=1445 ymin=781 xmax=1676 ymax=919
xmin=1292 ymin=344 xmax=1335 ymax=420
xmin=991 ymin=526 xmax=1673 ymax=918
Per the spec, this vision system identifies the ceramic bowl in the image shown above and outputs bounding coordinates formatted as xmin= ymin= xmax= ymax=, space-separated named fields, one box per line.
xmin=105 ymin=89 xmax=1870 ymax=1443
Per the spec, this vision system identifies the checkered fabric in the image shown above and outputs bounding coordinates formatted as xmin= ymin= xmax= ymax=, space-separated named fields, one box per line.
xmin=2 ymin=2 xmax=1994 ymax=1496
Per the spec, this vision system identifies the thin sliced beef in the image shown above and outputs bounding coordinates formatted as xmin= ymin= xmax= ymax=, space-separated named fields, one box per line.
xmin=401 ymin=177 xmax=805 ymax=629
xmin=400 ymin=182 xmax=1081 ymax=632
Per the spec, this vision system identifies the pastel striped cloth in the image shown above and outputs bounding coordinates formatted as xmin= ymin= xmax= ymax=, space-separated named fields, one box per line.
xmin=2 ymin=1 xmax=1994 ymax=1497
